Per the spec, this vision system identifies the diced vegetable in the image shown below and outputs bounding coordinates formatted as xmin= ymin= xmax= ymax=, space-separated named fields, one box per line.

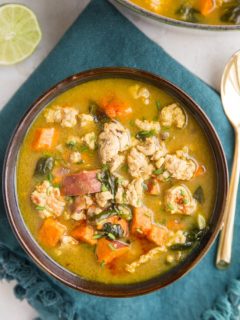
xmin=34 ymin=156 xmax=54 ymax=176
xmin=101 ymin=96 xmax=132 ymax=118
xmin=32 ymin=128 xmax=58 ymax=151
xmin=61 ymin=170 xmax=101 ymax=196
xmin=96 ymin=238 xmax=129 ymax=264
xmin=146 ymin=224 xmax=168 ymax=246
xmin=131 ymin=207 xmax=152 ymax=236
xmin=38 ymin=218 xmax=66 ymax=247
xmin=71 ymin=223 xmax=97 ymax=245
xmin=195 ymin=165 xmax=206 ymax=177
xmin=147 ymin=179 xmax=161 ymax=195
xmin=199 ymin=0 xmax=216 ymax=16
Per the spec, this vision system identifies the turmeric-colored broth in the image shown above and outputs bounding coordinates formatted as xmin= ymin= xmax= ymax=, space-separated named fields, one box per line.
xmin=17 ymin=78 xmax=216 ymax=284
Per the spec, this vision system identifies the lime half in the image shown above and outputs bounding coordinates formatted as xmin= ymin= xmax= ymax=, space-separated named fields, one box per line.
xmin=0 ymin=4 xmax=42 ymax=65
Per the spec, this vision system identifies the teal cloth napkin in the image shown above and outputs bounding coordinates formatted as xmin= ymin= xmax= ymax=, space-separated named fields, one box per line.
xmin=0 ymin=0 xmax=240 ymax=319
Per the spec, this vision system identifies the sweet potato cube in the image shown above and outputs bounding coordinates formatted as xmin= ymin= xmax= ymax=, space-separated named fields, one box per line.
xmin=146 ymin=224 xmax=168 ymax=246
xmin=71 ymin=223 xmax=96 ymax=245
xmin=32 ymin=128 xmax=58 ymax=151
xmin=101 ymin=95 xmax=132 ymax=118
xmin=38 ymin=218 xmax=66 ymax=247
xmin=96 ymin=238 xmax=129 ymax=264
xmin=199 ymin=0 xmax=216 ymax=16
xmin=131 ymin=207 xmax=152 ymax=237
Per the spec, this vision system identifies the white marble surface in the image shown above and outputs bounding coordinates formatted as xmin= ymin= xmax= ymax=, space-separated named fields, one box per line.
xmin=0 ymin=0 xmax=239 ymax=319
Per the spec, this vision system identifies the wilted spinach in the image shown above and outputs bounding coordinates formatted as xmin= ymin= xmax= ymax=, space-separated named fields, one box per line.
xmin=176 ymin=6 xmax=200 ymax=23
xmin=169 ymin=227 xmax=208 ymax=251
xmin=34 ymin=157 xmax=54 ymax=176
xmin=193 ymin=186 xmax=205 ymax=203
xmin=89 ymin=101 xmax=110 ymax=125
xmin=221 ymin=2 xmax=240 ymax=24
xmin=97 ymin=165 xmax=118 ymax=196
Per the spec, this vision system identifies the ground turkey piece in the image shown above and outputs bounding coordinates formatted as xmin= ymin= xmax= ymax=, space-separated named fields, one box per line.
xmin=128 ymin=147 xmax=154 ymax=179
xmin=44 ymin=106 xmax=78 ymax=128
xmin=164 ymin=154 xmax=196 ymax=180
xmin=164 ymin=185 xmax=197 ymax=215
xmin=95 ymin=191 xmax=114 ymax=208
xmin=137 ymin=136 xmax=160 ymax=156
xmin=98 ymin=121 xmax=130 ymax=164
xmin=31 ymin=180 xmax=65 ymax=219
xmin=125 ymin=178 xmax=144 ymax=207
xmin=159 ymin=103 xmax=186 ymax=129
xmin=135 ymin=119 xmax=160 ymax=133
xmin=61 ymin=170 xmax=101 ymax=196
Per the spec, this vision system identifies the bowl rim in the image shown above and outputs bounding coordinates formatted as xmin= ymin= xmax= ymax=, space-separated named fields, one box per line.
xmin=2 ymin=67 xmax=229 ymax=297
xmin=113 ymin=0 xmax=240 ymax=31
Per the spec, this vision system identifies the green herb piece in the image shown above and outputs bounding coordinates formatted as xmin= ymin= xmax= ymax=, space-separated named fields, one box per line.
xmin=66 ymin=141 xmax=76 ymax=149
xmin=35 ymin=206 xmax=45 ymax=211
xmin=100 ymin=261 xmax=106 ymax=268
xmin=193 ymin=186 xmax=205 ymax=203
xmin=97 ymin=165 xmax=118 ymax=196
xmin=156 ymin=101 xmax=161 ymax=111
xmin=117 ymin=205 xmax=132 ymax=221
xmin=183 ymin=198 xmax=188 ymax=204
xmin=93 ymin=233 xmax=103 ymax=240
xmin=47 ymin=172 xmax=53 ymax=182
xmin=129 ymin=119 xmax=135 ymax=127
xmin=108 ymin=243 xmax=116 ymax=251
xmin=169 ymin=242 xmax=193 ymax=251
xmin=153 ymin=168 xmax=164 ymax=175
xmin=136 ymin=130 xmax=156 ymax=141
xmin=167 ymin=203 xmax=174 ymax=211
xmin=34 ymin=156 xmax=54 ymax=176
xmin=107 ymin=233 xmax=116 ymax=240
xmin=78 ymin=145 xmax=89 ymax=153
xmin=101 ymin=184 xmax=109 ymax=192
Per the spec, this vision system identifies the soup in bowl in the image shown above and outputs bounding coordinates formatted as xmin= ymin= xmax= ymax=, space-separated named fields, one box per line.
xmin=114 ymin=0 xmax=240 ymax=29
xmin=3 ymin=68 xmax=228 ymax=296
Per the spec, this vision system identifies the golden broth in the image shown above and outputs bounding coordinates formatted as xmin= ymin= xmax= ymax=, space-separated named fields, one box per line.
xmin=17 ymin=78 xmax=216 ymax=284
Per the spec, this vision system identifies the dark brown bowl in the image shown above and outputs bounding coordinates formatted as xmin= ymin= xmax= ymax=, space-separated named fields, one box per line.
xmin=3 ymin=67 xmax=228 ymax=297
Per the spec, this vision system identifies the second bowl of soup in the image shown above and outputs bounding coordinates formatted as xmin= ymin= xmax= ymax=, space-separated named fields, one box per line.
xmin=3 ymin=67 xmax=228 ymax=296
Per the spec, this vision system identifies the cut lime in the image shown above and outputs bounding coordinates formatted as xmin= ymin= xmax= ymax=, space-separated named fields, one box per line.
xmin=0 ymin=4 xmax=42 ymax=65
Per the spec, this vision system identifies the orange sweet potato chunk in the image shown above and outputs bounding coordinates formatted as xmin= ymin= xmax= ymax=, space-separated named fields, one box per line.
xmin=101 ymin=95 xmax=132 ymax=118
xmin=32 ymin=128 xmax=58 ymax=151
xmin=199 ymin=0 xmax=216 ymax=16
xmin=71 ymin=223 xmax=97 ymax=245
xmin=96 ymin=238 xmax=129 ymax=264
xmin=146 ymin=224 xmax=168 ymax=246
xmin=38 ymin=218 xmax=66 ymax=247
xmin=131 ymin=207 xmax=152 ymax=237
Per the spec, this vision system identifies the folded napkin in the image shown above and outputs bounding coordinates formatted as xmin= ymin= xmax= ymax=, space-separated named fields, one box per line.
xmin=0 ymin=0 xmax=239 ymax=319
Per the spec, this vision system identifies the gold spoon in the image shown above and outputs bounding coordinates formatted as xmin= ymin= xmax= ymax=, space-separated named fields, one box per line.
xmin=216 ymin=50 xmax=240 ymax=269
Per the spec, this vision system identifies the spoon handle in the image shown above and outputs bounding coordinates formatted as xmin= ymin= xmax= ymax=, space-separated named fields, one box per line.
xmin=216 ymin=128 xmax=240 ymax=269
